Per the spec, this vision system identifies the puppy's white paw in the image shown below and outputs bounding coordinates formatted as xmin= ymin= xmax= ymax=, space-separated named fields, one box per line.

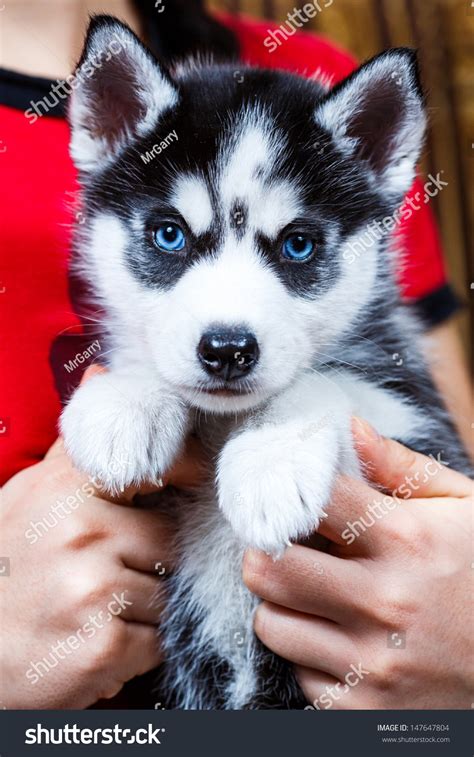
xmin=60 ymin=372 xmax=188 ymax=492
xmin=217 ymin=423 xmax=339 ymax=556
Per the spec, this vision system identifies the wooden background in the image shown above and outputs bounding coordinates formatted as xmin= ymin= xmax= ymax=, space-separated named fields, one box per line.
xmin=209 ymin=0 xmax=473 ymax=362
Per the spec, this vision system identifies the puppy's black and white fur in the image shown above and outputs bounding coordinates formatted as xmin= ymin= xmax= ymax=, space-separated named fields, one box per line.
xmin=61 ymin=16 xmax=471 ymax=709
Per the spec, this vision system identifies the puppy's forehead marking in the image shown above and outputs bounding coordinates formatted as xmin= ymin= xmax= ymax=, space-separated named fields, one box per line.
xmin=256 ymin=180 xmax=302 ymax=237
xmin=170 ymin=174 xmax=213 ymax=234
xmin=167 ymin=113 xmax=302 ymax=243
xmin=219 ymin=113 xmax=302 ymax=238
xmin=220 ymin=124 xmax=272 ymax=207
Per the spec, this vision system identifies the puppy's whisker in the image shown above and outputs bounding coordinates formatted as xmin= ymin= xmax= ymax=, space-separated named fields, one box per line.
xmin=312 ymin=351 xmax=367 ymax=372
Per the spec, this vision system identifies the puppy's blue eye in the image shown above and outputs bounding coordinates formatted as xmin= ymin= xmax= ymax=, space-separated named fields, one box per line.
xmin=153 ymin=223 xmax=185 ymax=252
xmin=282 ymin=234 xmax=314 ymax=261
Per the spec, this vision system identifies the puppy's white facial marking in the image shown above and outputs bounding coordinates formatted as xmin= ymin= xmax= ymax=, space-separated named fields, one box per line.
xmin=219 ymin=115 xmax=302 ymax=239
xmin=299 ymin=229 xmax=380 ymax=351
xmin=162 ymin=120 xmax=301 ymax=248
xmin=254 ymin=179 xmax=301 ymax=238
xmin=171 ymin=174 xmax=213 ymax=235
xmin=220 ymin=124 xmax=270 ymax=208
xmin=85 ymin=218 xmax=380 ymax=417
xmin=83 ymin=213 xmax=154 ymax=361
xmin=87 ymin=214 xmax=137 ymax=309
xmin=147 ymin=239 xmax=311 ymax=410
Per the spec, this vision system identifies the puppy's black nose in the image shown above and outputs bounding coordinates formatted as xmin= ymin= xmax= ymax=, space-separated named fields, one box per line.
xmin=198 ymin=328 xmax=259 ymax=381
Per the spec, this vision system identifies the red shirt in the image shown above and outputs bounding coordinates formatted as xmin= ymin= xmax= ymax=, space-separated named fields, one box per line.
xmin=0 ymin=14 xmax=458 ymax=484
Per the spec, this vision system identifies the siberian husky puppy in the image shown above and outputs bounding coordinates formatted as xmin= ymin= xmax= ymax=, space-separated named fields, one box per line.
xmin=61 ymin=16 xmax=471 ymax=709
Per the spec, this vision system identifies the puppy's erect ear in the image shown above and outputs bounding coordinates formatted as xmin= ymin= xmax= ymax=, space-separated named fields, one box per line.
xmin=69 ymin=15 xmax=178 ymax=172
xmin=315 ymin=49 xmax=426 ymax=196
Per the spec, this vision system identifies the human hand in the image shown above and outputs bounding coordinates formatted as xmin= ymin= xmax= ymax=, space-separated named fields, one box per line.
xmin=0 ymin=366 xmax=203 ymax=709
xmin=243 ymin=419 xmax=473 ymax=709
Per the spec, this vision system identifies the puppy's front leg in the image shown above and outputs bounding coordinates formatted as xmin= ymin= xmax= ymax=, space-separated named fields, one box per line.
xmin=217 ymin=373 xmax=357 ymax=556
xmin=60 ymin=368 xmax=189 ymax=493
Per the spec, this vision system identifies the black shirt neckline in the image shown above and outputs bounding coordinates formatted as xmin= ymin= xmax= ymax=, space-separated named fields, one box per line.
xmin=0 ymin=66 xmax=65 ymax=117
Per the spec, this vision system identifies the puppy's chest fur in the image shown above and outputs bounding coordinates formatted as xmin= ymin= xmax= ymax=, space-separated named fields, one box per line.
xmin=154 ymin=354 xmax=469 ymax=710
xmin=158 ymin=409 xmax=308 ymax=710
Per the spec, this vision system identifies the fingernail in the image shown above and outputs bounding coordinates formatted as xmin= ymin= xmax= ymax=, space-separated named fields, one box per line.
xmin=351 ymin=416 xmax=380 ymax=447
xmin=243 ymin=548 xmax=269 ymax=575
xmin=245 ymin=548 xmax=264 ymax=563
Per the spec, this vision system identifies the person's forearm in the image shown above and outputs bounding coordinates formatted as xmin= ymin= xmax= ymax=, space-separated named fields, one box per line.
xmin=423 ymin=319 xmax=473 ymax=460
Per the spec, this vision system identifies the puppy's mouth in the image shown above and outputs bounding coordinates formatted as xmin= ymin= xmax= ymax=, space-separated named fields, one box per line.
xmin=182 ymin=381 xmax=254 ymax=398
xmin=200 ymin=385 xmax=252 ymax=397
xmin=176 ymin=379 xmax=265 ymax=412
